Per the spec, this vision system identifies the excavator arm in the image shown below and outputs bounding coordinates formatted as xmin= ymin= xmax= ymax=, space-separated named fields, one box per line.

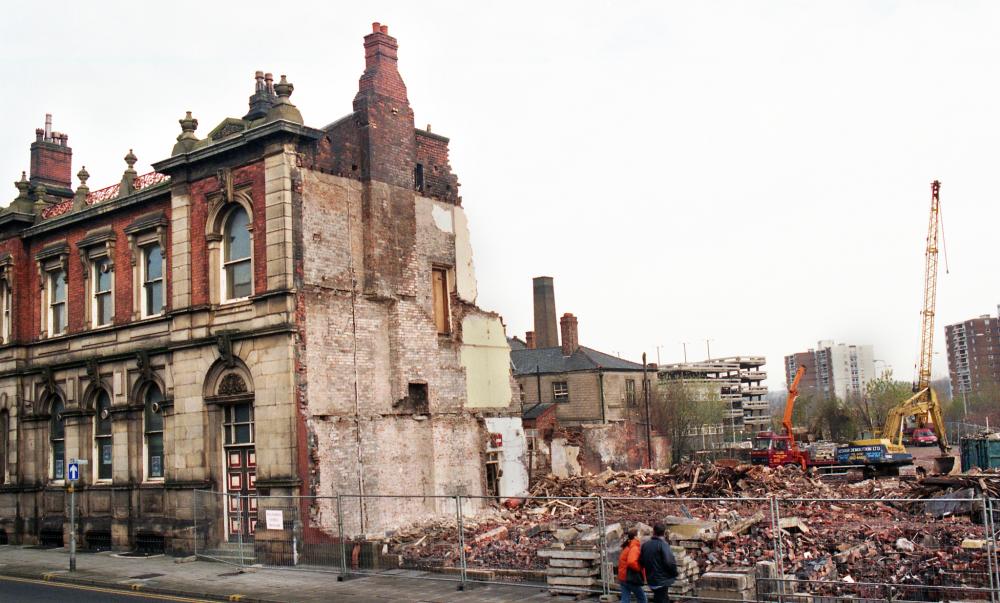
xmin=879 ymin=387 xmax=950 ymax=456
xmin=783 ymin=365 xmax=806 ymax=449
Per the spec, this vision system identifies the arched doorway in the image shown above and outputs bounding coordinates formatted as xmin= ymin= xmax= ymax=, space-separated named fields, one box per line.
xmin=206 ymin=365 xmax=256 ymax=542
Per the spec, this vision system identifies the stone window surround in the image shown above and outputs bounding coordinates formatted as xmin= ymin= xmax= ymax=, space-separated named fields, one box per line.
xmin=0 ymin=406 xmax=8 ymax=486
xmin=0 ymin=253 xmax=12 ymax=345
xmin=46 ymin=394 xmax=66 ymax=484
xmin=141 ymin=382 xmax=166 ymax=483
xmin=77 ymin=227 xmax=116 ymax=330
xmin=205 ymin=188 xmax=255 ymax=306
xmin=125 ymin=213 xmax=169 ymax=320
xmin=89 ymin=386 xmax=113 ymax=483
xmin=35 ymin=243 xmax=69 ymax=339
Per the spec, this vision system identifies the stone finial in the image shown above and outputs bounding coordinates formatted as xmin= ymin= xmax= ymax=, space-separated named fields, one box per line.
xmin=7 ymin=172 xmax=35 ymax=215
xmin=120 ymin=150 xmax=138 ymax=196
xmin=15 ymin=172 xmax=29 ymax=200
xmin=124 ymin=149 xmax=137 ymax=171
xmin=73 ymin=166 xmax=90 ymax=210
xmin=172 ymin=111 xmax=200 ymax=155
xmin=32 ymin=182 xmax=50 ymax=217
xmin=265 ymin=74 xmax=303 ymax=124
xmin=274 ymin=75 xmax=293 ymax=99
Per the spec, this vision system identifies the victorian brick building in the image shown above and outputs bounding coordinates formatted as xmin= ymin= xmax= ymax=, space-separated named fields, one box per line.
xmin=0 ymin=23 xmax=526 ymax=553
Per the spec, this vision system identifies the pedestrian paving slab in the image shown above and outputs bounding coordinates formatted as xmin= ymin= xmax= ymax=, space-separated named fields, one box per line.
xmin=0 ymin=546 xmax=568 ymax=603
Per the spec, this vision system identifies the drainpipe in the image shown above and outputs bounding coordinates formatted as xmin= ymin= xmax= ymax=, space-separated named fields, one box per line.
xmin=535 ymin=365 xmax=542 ymax=406
xmin=643 ymin=353 xmax=652 ymax=469
xmin=598 ymin=368 xmax=606 ymax=424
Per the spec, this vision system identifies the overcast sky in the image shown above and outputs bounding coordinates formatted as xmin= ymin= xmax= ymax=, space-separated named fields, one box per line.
xmin=2 ymin=1 xmax=997 ymax=390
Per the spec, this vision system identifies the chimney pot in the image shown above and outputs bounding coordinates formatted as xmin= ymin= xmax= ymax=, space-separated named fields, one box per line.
xmin=380 ymin=24 xmax=388 ymax=34
xmin=372 ymin=22 xmax=381 ymax=32
xmin=525 ymin=331 xmax=535 ymax=349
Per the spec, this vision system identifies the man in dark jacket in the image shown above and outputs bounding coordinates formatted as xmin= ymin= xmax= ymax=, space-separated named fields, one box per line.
xmin=639 ymin=523 xmax=677 ymax=603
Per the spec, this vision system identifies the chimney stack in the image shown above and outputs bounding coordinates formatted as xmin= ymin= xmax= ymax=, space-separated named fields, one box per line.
xmin=532 ymin=276 xmax=559 ymax=348
xmin=560 ymin=313 xmax=579 ymax=356
xmin=353 ymin=21 xmax=415 ymax=189
xmin=525 ymin=331 xmax=536 ymax=349
xmin=29 ymin=114 xmax=72 ymax=191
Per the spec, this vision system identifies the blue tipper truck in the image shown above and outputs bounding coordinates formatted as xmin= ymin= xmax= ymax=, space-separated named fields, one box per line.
xmin=960 ymin=436 xmax=1000 ymax=472
xmin=835 ymin=443 xmax=914 ymax=476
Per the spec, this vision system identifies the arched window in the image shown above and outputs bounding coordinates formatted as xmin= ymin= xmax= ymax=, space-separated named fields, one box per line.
xmin=222 ymin=206 xmax=252 ymax=301
xmin=94 ymin=391 xmax=112 ymax=481
xmin=144 ymin=385 xmax=164 ymax=480
xmin=0 ymin=408 xmax=8 ymax=485
xmin=50 ymin=397 xmax=65 ymax=480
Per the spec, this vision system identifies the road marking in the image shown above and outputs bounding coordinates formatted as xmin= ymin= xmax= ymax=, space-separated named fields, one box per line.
xmin=0 ymin=574 xmax=216 ymax=602
xmin=228 ymin=596 xmax=245 ymax=601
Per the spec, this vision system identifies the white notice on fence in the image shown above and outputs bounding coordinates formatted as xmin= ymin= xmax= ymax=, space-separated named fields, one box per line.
xmin=265 ymin=509 xmax=283 ymax=531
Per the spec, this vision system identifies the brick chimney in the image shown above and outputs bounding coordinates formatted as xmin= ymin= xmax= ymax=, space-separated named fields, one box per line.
xmin=525 ymin=331 xmax=535 ymax=349
xmin=353 ymin=22 xmax=415 ymax=188
xmin=532 ymin=276 xmax=558 ymax=348
xmin=560 ymin=313 xmax=579 ymax=356
xmin=30 ymin=114 xmax=72 ymax=191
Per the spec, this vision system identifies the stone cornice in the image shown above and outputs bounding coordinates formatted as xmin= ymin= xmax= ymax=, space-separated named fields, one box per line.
xmin=152 ymin=120 xmax=323 ymax=175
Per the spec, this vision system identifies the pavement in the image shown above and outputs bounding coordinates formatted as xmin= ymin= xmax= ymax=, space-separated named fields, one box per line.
xmin=0 ymin=545 xmax=564 ymax=603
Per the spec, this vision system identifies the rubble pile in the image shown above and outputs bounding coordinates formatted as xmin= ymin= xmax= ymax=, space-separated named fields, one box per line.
xmin=380 ymin=462 xmax=994 ymax=595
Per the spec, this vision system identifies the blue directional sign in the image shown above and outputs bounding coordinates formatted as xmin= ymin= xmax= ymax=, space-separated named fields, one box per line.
xmin=67 ymin=462 xmax=79 ymax=482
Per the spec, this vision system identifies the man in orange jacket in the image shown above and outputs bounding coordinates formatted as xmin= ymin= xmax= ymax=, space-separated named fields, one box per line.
xmin=617 ymin=527 xmax=647 ymax=603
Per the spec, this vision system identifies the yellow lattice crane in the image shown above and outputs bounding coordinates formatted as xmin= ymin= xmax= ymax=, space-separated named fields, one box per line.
xmin=853 ymin=180 xmax=954 ymax=474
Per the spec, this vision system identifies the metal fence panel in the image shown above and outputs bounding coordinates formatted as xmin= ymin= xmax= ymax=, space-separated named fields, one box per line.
xmin=189 ymin=489 xmax=998 ymax=601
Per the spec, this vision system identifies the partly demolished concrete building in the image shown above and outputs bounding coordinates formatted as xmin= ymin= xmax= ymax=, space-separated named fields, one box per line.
xmin=0 ymin=22 xmax=526 ymax=552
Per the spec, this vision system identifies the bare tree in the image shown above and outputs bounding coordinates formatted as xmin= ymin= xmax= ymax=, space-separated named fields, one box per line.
xmin=651 ymin=380 xmax=725 ymax=463
xmin=851 ymin=369 xmax=911 ymax=435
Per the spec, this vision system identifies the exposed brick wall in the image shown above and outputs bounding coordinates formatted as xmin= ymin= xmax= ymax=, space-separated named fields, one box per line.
xmin=414 ymin=131 xmax=460 ymax=204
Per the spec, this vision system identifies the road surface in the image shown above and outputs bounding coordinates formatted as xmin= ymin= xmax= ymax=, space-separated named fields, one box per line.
xmin=0 ymin=575 xmax=214 ymax=603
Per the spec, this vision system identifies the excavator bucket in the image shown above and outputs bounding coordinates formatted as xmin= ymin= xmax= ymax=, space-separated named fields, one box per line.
xmin=933 ymin=455 xmax=955 ymax=475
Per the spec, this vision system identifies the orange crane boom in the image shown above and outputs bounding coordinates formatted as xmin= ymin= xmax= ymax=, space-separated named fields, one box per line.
xmin=783 ymin=365 xmax=807 ymax=450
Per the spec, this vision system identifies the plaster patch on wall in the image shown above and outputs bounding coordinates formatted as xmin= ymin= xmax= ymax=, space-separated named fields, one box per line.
xmin=484 ymin=417 xmax=530 ymax=497
xmin=430 ymin=204 xmax=454 ymax=234
xmin=452 ymin=207 xmax=478 ymax=303
xmin=550 ymin=438 xmax=582 ymax=478
xmin=459 ymin=314 xmax=513 ymax=409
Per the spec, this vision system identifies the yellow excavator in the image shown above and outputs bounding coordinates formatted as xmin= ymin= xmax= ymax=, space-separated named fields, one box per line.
xmin=850 ymin=181 xmax=954 ymax=474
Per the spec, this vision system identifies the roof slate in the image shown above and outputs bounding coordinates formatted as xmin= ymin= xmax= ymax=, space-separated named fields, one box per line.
xmin=510 ymin=346 xmax=645 ymax=376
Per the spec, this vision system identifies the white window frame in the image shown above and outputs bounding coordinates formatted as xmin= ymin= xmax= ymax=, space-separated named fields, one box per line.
xmin=47 ymin=268 xmax=67 ymax=336
xmin=140 ymin=243 xmax=165 ymax=319
xmin=221 ymin=206 xmax=253 ymax=303
xmin=552 ymin=381 xmax=569 ymax=403
xmin=0 ymin=279 xmax=10 ymax=344
xmin=91 ymin=256 xmax=114 ymax=328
